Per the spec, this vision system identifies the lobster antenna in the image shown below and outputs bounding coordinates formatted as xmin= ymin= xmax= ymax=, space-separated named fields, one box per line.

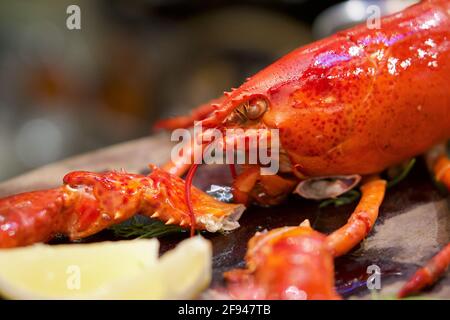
xmin=185 ymin=163 xmax=199 ymax=237
xmin=229 ymin=164 xmax=237 ymax=179
xmin=185 ymin=133 xmax=237 ymax=237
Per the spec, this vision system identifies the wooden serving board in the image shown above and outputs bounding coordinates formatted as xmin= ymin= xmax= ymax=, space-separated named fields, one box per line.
xmin=0 ymin=134 xmax=449 ymax=299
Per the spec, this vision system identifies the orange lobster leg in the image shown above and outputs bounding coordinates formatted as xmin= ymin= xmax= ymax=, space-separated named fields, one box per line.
xmin=326 ymin=177 xmax=387 ymax=257
xmin=434 ymin=154 xmax=450 ymax=190
xmin=160 ymin=130 xmax=207 ymax=177
xmin=232 ymin=166 xmax=260 ymax=205
xmin=398 ymin=153 xmax=450 ymax=298
xmin=157 ymin=96 xmax=228 ymax=176
xmin=398 ymin=243 xmax=450 ymax=298
xmin=161 ymin=140 xmax=195 ymax=177
xmin=231 ymin=166 xmax=297 ymax=206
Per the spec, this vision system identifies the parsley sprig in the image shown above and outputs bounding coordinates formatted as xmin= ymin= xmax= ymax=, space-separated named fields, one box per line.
xmin=110 ymin=217 xmax=186 ymax=239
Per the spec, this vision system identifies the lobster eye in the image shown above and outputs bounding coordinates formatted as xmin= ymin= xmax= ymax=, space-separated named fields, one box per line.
xmin=246 ymin=99 xmax=267 ymax=120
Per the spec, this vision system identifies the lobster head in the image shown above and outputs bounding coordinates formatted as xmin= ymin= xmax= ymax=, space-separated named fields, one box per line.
xmin=157 ymin=33 xmax=376 ymax=205
xmin=195 ymin=33 xmax=377 ymax=183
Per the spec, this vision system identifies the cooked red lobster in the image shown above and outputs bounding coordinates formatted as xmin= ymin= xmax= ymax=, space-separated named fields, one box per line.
xmin=0 ymin=0 xmax=449 ymax=299
xmin=158 ymin=0 xmax=450 ymax=298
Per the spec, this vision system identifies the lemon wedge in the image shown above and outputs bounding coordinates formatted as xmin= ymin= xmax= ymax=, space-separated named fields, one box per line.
xmin=96 ymin=236 xmax=212 ymax=299
xmin=0 ymin=237 xmax=212 ymax=300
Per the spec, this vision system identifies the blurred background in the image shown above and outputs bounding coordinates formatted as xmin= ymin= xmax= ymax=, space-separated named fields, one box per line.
xmin=0 ymin=0 xmax=417 ymax=181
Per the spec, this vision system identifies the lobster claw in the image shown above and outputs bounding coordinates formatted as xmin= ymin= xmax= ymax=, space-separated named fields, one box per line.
xmin=224 ymin=223 xmax=341 ymax=300
xmin=62 ymin=171 xmax=149 ymax=239
xmin=0 ymin=188 xmax=66 ymax=248
xmin=0 ymin=165 xmax=246 ymax=248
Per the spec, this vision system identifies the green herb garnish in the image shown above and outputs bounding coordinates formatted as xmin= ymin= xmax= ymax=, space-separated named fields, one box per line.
xmin=319 ymin=190 xmax=361 ymax=209
xmin=110 ymin=217 xmax=186 ymax=239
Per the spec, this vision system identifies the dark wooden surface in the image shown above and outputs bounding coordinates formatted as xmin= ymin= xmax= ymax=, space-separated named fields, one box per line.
xmin=0 ymin=134 xmax=448 ymax=299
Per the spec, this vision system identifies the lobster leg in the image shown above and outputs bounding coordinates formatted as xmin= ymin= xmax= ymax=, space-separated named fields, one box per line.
xmin=231 ymin=166 xmax=298 ymax=206
xmin=161 ymin=138 xmax=195 ymax=176
xmin=231 ymin=166 xmax=260 ymax=205
xmin=325 ymin=176 xmax=387 ymax=257
xmin=160 ymin=124 xmax=213 ymax=177
xmin=398 ymin=153 xmax=450 ymax=298
xmin=434 ymin=154 xmax=450 ymax=190
xmin=157 ymin=96 xmax=228 ymax=176
xmin=398 ymin=243 xmax=450 ymax=298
